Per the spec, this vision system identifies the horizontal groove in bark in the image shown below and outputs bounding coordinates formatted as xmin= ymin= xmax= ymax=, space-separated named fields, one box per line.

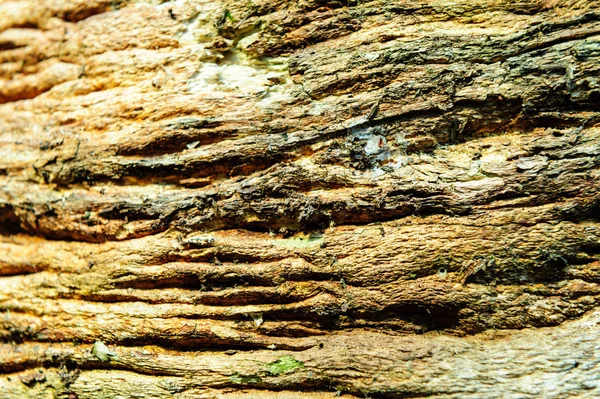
xmin=2 ymin=124 xmax=598 ymax=242
xmin=2 ymin=308 xmax=600 ymax=398
xmin=1 ymin=213 xmax=599 ymax=342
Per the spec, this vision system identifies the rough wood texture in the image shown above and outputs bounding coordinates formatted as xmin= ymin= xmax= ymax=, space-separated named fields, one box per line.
xmin=1 ymin=0 xmax=600 ymax=397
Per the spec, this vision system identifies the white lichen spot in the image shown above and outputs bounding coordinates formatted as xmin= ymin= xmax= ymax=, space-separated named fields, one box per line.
xmin=467 ymin=160 xmax=482 ymax=177
xmin=187 ymin=61 xmax=291 ymax=101
xmin=364 ymin=135 xmax=387 ymax=156
xmin=173 ymin=0 xmax=222 ymax=47
xmin=371 ymin=167 xmax=386 ymax=178
xmin=92 ymin=341 xmax=116 ymax=362
xmin=349 ymin=125 xmax=373 ymax=140
xmin=267 ymin=344 xmax=277 ymax=350
xmin=341 ymin=301 xmax=349 ymax=312
xmin=186 ymin=141 xmax=200 ymax=149
xmin=251 ymin=313 xmax=264 ymax=328
xmin=363 ymin=52 xmax=380 ymax=61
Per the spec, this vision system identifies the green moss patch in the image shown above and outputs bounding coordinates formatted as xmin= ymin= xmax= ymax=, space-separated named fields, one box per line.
xmin=265 ymin=355 xmax=305 ymax=376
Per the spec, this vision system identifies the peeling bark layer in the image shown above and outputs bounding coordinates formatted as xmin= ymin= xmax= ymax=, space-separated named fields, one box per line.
xmin=1 ymin=0 xmax=600 ymax=397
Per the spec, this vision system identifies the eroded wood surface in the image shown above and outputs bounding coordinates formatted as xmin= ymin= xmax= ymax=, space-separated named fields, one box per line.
xmin=1 ymin=0 xmax=600 ymax=397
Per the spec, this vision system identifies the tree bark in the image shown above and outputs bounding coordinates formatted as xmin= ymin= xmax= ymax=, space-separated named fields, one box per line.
xmin=1 ymin=0 xmax=600 ymax=397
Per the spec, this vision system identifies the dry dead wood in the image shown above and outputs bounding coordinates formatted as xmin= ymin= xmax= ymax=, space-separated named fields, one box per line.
xmin=1 ymin=0 xmax=600 ymax=397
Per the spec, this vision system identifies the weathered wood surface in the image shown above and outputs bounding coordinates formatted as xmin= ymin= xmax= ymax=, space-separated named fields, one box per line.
xmin=1 ymin=0 xmax=600 ymax=397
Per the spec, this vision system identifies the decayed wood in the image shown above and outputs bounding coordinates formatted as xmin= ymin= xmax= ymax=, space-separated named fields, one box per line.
xmin=1 ymin=0 xmax=600 ymax=397
xmin=1 ymin=309 xmax=600 ymax=399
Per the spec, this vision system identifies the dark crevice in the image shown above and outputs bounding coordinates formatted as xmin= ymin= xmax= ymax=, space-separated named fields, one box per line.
xmin=42 ymin=98 xmax=594 ymax=190
xmin=0 ymin=42 xmax=27 ymax=51
xmin=0 ymin=204 xmax=28 ymax=236
xmin=57 ymin=4 xmax=114 ymax=23
xmin=0 ymin=360 xmax=178 ymax=379
xmin=115 ymin=118 xmax=230 ymax=156
xmin=110 ymin=272 xmax=335 ymax=292
xmin=152 ymin=251 xmax=289 ymax=266
xmin=0 ymin=265 xmax=45 ymax=277
xmin=0 ymin=87 xmax=54 ymax=105
xmin=74 ymin=290 xmax=320 ymax=306
xmin=354 ymin=303 xmax=463 ymax=332
xmin=58 ymin=146 xmax=303 ymax=186
xmin=0 ymin=334 xmax=316 ymax=352
xmin=4 ymin=165 xmax=595 ymax=242
xmin=1 ymin=22 xmax=38 ymax=30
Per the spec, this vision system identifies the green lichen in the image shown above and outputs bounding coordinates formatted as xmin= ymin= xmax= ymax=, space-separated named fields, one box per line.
xmin=266 ymin=355 xmax=305 ymax=376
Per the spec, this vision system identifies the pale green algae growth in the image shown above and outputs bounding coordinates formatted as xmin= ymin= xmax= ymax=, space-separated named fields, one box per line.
xmin=266 ymin=355 xmax=305 ymax=376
